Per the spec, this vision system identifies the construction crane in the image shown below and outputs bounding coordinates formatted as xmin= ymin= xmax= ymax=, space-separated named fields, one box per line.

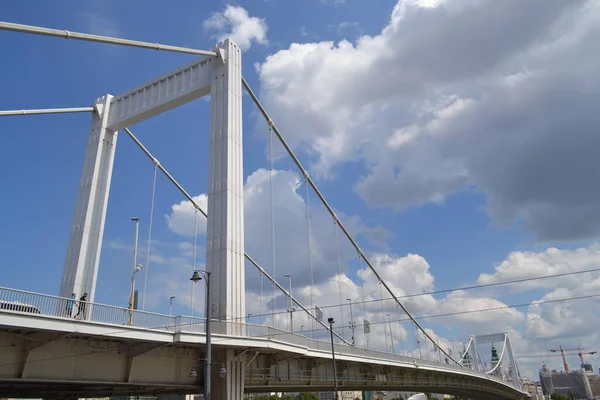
xmin=549 ymin=346 xmax=597 ymax=372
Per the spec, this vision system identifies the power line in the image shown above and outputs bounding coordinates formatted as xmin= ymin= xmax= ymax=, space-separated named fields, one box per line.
xmin=247 ymin=291 xmax=600 ymax=336
xmin=238 ymin=267 xmax=600 ymax=322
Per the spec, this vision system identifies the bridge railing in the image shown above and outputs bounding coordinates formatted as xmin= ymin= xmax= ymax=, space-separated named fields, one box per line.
xmin=0 ymin=286 xmax=175 ymax=331
xmin=0 ymin=286 xmax=517 ymax=389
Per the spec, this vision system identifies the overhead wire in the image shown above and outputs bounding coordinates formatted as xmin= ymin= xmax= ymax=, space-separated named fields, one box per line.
xmin=233 ymin=265 xmax=600 ymax=320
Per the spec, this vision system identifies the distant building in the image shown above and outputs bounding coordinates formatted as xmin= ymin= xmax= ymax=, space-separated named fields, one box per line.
xmin=588 ymin=374 xmax=600 ymax=398
xmin=521 ymin=379 xmax=543 ymax=400
xmin=539 ymin=362 xmax=594 ymax=399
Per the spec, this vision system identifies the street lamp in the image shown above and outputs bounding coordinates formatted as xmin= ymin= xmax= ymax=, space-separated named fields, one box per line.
xmin=301 ymin=325 xmax=304 ymax=333
xmin=328 ymin=317 xmax=339 ymax=400
xmin=169 ymin=296 xmax=176 ymax=316
xmin=190 ymin=270 xmax=212 ymax=400
xmin=284 ymin=274 xmax=295 ymax=333
xmin=128 ymin=217 xmax=142 ymax=326
xmin=190 ymin=269 xmax=202 ymax=317
xmin=346 ymin=298 xmax=355 ymax=346
xmin=386 ymin=313 xmax=395 ymax=354
xmin=247 ymin=313 xmax=252 ymax=323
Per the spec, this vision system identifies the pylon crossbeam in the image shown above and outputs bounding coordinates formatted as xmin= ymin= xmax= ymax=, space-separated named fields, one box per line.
xmin=107 ymin=56 xmax=214 ymax=130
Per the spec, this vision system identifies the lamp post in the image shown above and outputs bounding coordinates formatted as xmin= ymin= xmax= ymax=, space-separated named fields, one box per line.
xmin=284 ymin=274 xmax=295 ymax=333
xmin=169 ymin=296 xmax=176 ymax=316
xmin=301 ymin=325 xmax=304 ymax=333
xmin=190 ymin=270 xmax=211 ymax=400
xmin=386 ymin=313 xmax=395 ymax=354
xmin=247 ymin=313 xmax=252 ymax=323
xmin=328 ymin=317 xmax=339 ymax=400
xmin=346 ymin=298 xmax=355 ymax=346
xmin=128 ymin=217 xmax=141 ymax=326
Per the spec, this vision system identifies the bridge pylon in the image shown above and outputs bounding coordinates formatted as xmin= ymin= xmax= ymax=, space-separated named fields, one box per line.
xmin=57 ymin=37 xmax=246 ymax=400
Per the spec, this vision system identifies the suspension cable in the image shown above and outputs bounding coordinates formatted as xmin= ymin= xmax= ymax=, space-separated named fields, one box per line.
xmin=260 ymin=274 xmax=264 ymax=325
xmin=243 ymin=76 xmax=458 ymax=362
xmin=358 ymin=254 xmax=369 ymax=349
xmin=268 ymin=124 xmax=277 ymax=327
xmin=142 ymin=162 xmax=158 ymax=310
xmin=122 ymin=126 xmax=350 ymax=345
xmin=379 ymin=282 xmax=388 ymax=351
xmin=333 ymin=219 xmax=346 ymax=340
xmin=396 ymin=304 xmax=404 ymax=356
xmin=191 ymin=209 xmax=198 ymax=317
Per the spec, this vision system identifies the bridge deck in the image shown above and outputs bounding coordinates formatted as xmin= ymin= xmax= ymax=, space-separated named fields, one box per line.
xmin=0 ymin=287 xmax=528 ymax=400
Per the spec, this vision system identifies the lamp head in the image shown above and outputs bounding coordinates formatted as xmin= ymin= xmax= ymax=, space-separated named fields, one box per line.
xmin=219 ymin=365 xmax=227 ymax=378
xmin=131 ymin=217 xmax=139 ymax=222
xmin=190 ymin=270 xmax=202 ymax=283
xmin=284 ymin=273 xmax=291 ymax=278
xmin=135 ymin=264 xmax=143 ymax=273
xmin=170 ymin=296 xmax=176 ymax=300
xmin=328 ymin=317 xmax=335 ymax=324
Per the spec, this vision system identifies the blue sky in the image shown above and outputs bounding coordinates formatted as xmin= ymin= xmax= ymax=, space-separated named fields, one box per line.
xmin=2 ymin=0 xmax=600 ymax=378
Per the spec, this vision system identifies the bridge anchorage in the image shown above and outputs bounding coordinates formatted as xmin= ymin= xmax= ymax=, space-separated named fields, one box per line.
xmin=0 ymin=21 xmax=529 ymax=400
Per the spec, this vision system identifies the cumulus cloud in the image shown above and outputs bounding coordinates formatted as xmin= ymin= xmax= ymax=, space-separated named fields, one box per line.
xmin=165 ymin=168 xmax=392 ymax=289
xmin=255 ymin=0 xmax=600 ymax=240
xmin=203 ymin=5 xmax=268 ymax=50
xmin=477 ymin=244 xmax=600 ymax=290
xmin=157 ymin=171 xmax=600 ymax=367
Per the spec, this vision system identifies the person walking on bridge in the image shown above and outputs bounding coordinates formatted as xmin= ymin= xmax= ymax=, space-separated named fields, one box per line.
xmin=65 ymin=293 xmax=76 ymax=317
xmin=75 ymin=292 xmax=88 ymax=320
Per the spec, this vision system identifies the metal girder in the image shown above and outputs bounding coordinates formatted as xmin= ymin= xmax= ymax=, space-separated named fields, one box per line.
xmin=107 ymin=56 xmax=215 ymax=130
xmin=473 ymin=333 xmax=507 ymax=344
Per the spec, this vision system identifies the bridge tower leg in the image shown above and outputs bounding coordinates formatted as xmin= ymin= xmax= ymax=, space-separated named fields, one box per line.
xmin=207 ymin=39 xmax=245 ymax=400
xmin=59 ymin=95 xmax=116 ymax=305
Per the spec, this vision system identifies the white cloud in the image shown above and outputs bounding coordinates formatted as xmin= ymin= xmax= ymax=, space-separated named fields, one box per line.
xmin=203 ymin=5 xmax=268 ymax=51
xmin=477 ymin=244 xmax=600 ymax=291
xmin=255 ymin=0 xmax=600 ymax=240
xmin=165 ymin=194 xmax=207 ymax=237
xmin=113 ymin=189 xmax=600 ymax=378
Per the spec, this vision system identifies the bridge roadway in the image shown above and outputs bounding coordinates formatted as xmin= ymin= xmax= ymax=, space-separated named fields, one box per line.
xmin=0 ymin=288 xmax=528 ymax=400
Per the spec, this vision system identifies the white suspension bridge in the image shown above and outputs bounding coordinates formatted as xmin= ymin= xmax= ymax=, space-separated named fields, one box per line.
xmin=0 ymin=21 xmax=528 ymax=400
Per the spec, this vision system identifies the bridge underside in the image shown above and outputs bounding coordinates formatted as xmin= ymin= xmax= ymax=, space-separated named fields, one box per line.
xmin=0 ymin=325 xmax=526 ymax=400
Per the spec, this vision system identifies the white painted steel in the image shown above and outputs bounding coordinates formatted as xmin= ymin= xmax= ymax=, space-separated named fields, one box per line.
xmin=206 ymin=38 xmax=245 ymax=400
xmin=0 ymin=21 xmax=217 ymax=57
xmin=60 ymin=96 xmax=116 ymax=304
xmin=0 ymin=286 xmax=527 ymax=397
xmin=0 ymin=107 xmax=94 ymax=116
xmin=0 ymin=287 xmax=174 ymax=331
xmin=107 ymin=56 xmax=213 ymax=130
xmin=206 ymin=39 xmax=245 ymax=333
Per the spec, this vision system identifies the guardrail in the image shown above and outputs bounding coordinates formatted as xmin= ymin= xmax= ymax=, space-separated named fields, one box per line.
xmin=0 ymin=286 xmax=521 ymax=391
xmin=0 ymin=286 xmax=175 ymax=331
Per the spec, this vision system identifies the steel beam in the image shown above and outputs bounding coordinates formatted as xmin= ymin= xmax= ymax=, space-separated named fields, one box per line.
xmin=0 ymin=107 xmax=93 ymax=116
xmin=107 ymin=56 xmax=214 ymax=130
xmin=60 ymin=95 xmax=117 ymax=304
xmin=0 ymin=21 xmax=216 ymax=57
